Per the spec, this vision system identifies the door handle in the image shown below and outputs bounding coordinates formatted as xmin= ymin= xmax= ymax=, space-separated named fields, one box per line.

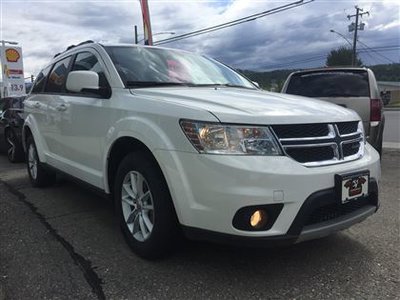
xmin=56 ymin=104 xmax=67 ymax=111
xmin=34 ymin=102 xmax=41 ymax=108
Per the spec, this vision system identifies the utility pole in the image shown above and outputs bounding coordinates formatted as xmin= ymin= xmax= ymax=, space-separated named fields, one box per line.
xmin=347 ymin=6 xmax=369 ymax=66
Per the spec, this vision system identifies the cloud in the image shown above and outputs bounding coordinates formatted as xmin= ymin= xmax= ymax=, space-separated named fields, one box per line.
xmin=0 ymin=0 xmax=398 ymax=78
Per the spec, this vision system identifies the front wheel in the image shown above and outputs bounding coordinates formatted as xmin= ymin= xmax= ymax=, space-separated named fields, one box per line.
xmin=114 ymin=152 xmax=180 ymax=259
xmin=26 ymin=136 xmax=55 ymax=187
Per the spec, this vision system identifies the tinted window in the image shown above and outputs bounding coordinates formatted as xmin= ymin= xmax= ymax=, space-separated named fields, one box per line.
xmin=71 ymin=52 xmax=108 ymax=88
xmin=45 ymin=56 xmax=72 ymax=93
xmin=31 ymin=65 xmax=51 ymax=93
xmin=105 ymin=46 xmax=254 ymax=89
xmin=286 ymin=71 xmax=370 ymax=97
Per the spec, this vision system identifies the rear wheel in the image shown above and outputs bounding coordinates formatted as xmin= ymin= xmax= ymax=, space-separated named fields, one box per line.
xmin=26 ymin=135 xmax=55 ymax=187
xmin=114 ymin=152 xmax=180 ymax=259
xmin=5 ymin=129 xmax=24 ymax=163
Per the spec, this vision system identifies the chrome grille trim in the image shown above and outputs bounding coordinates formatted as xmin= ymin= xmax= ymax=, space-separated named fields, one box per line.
xmin=271 ymin=122 xmax=364 ymax=167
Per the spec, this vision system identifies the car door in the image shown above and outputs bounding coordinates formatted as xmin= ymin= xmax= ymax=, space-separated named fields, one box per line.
xmin=24 ymin=65 xmax=54 ymax=156
xmin=47 ymin=50 xmax=112 ymax=188
xmin=42 ymin=56 xmax=74 ymax=160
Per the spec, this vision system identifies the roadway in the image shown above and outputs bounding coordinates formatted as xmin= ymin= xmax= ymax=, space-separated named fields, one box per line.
xmin=0 ymin=150 xmax=399 ymax=299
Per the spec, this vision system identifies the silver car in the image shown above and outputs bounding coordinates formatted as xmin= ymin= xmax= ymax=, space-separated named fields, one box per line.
xmin=281 ymin=67 xmax=385 ymax=155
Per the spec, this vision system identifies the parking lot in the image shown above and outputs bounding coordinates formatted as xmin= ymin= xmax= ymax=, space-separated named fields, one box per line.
xmin=0 ymin=149 xmax=399 ymax=299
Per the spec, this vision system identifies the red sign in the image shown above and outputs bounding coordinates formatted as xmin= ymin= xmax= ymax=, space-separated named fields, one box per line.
xmin=140 ymin=0 xmax=153 ymax=45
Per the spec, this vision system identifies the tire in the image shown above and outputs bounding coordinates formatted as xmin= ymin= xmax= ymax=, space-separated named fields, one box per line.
xmin=5 ymin=129 xmax=24 ymax=163
xmin=26 ymin=135 xmax=55 ymax=187
xmin=114 ymin=152 xmax=180 ymax=259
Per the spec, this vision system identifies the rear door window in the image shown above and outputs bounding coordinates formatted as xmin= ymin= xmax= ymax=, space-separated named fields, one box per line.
xmin=286 ymin=70 xmax=370 ymax=97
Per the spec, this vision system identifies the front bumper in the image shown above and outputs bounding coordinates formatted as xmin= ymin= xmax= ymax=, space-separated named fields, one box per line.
xmin=182 ymin=179 xmax=378 ymax=246
xmin=155 ymin=143 xmax=380 ymax=240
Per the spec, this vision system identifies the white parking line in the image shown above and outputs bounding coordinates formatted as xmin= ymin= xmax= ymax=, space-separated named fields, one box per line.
xmin=383 ymin=142 xmax=400 ymax=149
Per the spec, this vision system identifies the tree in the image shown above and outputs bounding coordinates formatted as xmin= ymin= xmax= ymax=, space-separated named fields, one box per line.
xmin=326 ymin=46 xmax=363 ymax=67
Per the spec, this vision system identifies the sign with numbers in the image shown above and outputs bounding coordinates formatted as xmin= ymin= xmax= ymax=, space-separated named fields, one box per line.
xmin=1 ymin=46 xmax=26 ymax=97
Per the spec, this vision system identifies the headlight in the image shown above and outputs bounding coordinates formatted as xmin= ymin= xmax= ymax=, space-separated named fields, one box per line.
xmin=180 ymin=120 xmax=282 ymax=155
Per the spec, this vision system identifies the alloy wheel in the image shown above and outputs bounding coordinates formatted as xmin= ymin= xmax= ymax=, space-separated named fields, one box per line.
xmin=28 ymin=143 xmax=38 ymax=180
xmin=121 ymin=171 xmax=155 ymax=242
xmin=6 ymin=131 xmax=16 ymax=161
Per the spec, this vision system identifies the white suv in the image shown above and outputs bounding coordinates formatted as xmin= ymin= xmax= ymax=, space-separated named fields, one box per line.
xmin=24 ymin=42 xmax=380 ymax=258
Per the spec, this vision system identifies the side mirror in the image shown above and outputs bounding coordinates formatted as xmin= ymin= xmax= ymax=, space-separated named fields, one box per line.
xmin=66 ymin=71 xmax=99 ymax=93
xmin=252 ymin=81 xmax=260 ymax=88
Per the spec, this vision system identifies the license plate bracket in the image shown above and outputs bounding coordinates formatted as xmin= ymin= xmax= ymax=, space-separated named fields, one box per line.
xmin=335 ymin=170 xmax=370 ymax=204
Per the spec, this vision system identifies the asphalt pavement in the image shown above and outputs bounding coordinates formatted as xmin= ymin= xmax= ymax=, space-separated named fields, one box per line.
xmin=0 ymin=151 xmax=399 ymax=299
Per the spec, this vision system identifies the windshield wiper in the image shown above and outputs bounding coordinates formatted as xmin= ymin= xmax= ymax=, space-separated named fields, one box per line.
xmin=126 ymin=81 xmax=191 ymax=88
xmin=126 ymin=81 xmax=256 ymax=90
xmin=192 ymin=83 xmax=256 ymax=89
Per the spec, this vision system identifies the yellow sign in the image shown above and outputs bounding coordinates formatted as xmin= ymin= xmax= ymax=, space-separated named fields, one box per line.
xmin=5 ymin=48 xmax=20 ymax=62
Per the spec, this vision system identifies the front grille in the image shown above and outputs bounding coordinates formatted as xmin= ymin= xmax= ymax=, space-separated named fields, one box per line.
xmin=343 ymin=141 xmax=360 ymax=156
xmin=271 ymin=122 xmax=364 ymax=166
xmin=272 ymin=124 xmax=329 ymax=138
xmin=337 ymin=121 xmax=359 ymax=135
xmin=286 ymin=146 xmax=334 ymax=163
xmin=305 ymin=197 xmax=371 ymax=226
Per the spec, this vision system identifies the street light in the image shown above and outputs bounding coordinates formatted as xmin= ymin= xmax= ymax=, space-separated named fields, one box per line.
xmin=138 ymin=31 xmax=175 ymax=43
xmin=330 ymin=29 xmax=353 ymax=48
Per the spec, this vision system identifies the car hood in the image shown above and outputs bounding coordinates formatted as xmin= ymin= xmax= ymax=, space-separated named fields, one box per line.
xmin=130 ymin=87 xmax=360 ymax=124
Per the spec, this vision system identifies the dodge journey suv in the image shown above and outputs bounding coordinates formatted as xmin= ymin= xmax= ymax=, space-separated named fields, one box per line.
xmin=24 ymin=42 xmax=380 ymax=258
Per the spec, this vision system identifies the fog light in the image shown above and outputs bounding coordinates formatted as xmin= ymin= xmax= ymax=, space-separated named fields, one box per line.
xmin=250 ymin=210 xmax=268 ymax=229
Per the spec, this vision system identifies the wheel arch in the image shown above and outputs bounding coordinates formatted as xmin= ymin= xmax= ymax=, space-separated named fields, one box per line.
xmin=106 ymin=136 xmax=167 ymax=196
xmin=22 ymin=115 xmax=46 ymax=162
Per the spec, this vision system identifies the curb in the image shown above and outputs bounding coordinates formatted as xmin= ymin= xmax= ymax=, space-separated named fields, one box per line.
xmin=383 ymin=142 xmax=400 ymax=149
xmin=384 ymin=107 xmax=400 ymax=111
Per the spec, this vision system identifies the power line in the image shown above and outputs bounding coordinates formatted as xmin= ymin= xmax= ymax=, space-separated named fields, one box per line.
xmin=259 ymin=45 xmax=399 ymax=70
xmin=154 ymin=0 xmax=314 ymax=46
xmin=357 ymin=44 xmax=382 ymax=65
xmin=356 ymin=39 xmax=397 ymax=64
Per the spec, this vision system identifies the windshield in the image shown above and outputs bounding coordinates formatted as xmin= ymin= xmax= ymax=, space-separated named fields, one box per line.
xmin=286 ymin=70 xmax=370 ymax=98
xmin=105 ymin=46 xmax=255 ymax=89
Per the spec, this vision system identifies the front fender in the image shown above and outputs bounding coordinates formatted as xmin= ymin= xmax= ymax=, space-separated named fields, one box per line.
xmin=102 ymin=115 xmax=194 ymax=194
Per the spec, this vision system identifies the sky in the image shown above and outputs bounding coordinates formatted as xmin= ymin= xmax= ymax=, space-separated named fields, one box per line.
xmin=0 ymin=0 xmax=399 ymax=78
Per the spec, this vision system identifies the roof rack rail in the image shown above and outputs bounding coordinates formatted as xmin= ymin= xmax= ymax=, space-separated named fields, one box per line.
xmin=65 ymin=40 xmax=94 ymax=52
xmin=52 ymin=40 xmax=95 ymax=59
xmin=77 ymin=40 xmax=94 ymax=46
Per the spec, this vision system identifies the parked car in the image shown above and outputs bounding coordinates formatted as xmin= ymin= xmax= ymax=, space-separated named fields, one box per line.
xmin=281 ymin=67 xmax=385 ymax=155
xmin=23 ymin=42 xmax=380 ymax=259
xmin=0 ymin=96 xmax=25 ymax=162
